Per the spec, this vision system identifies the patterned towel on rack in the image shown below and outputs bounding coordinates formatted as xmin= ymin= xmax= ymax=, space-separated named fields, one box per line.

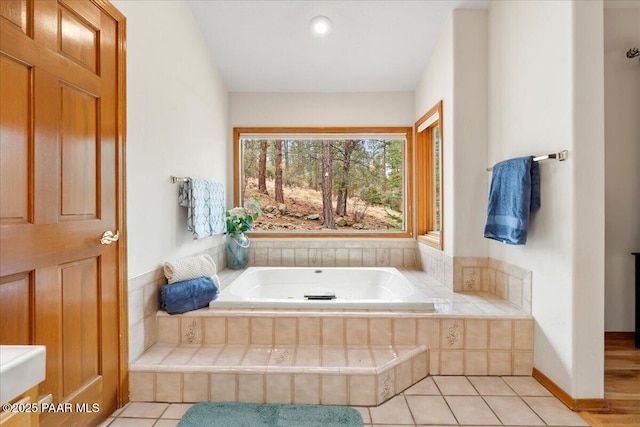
xmin=178 ymin=178 xmax=225 ymax=239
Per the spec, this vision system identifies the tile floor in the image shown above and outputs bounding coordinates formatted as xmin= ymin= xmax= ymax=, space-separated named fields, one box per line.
xmin=100 ymin=375 xmax=589 ymax=426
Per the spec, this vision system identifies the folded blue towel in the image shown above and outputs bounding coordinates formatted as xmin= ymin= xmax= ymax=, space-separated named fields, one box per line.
xmin=484 ymin=156 xmax=540 ymax=245
xmin=160 ymin=276 xmax=219 ymax=315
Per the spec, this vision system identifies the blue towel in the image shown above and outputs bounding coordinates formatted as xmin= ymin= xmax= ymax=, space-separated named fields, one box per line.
xmin=178 ymin=178 xmax=225 ymax=239
xmin=160 ymin=276 xmax=219 ymax=315
xmin=484 ymin=156 xmax=540 ymax=245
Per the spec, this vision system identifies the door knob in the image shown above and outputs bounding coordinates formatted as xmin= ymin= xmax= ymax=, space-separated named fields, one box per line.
xmin=100 ymin=230 xmax=120 ymax=245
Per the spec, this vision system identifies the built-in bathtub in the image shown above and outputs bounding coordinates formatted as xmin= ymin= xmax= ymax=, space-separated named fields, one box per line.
xmin=209 ymin=266 xmax=435 ymax=311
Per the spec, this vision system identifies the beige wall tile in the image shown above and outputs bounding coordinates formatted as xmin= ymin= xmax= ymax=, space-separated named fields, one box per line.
xmin=489 ymin=319 xmax=513 ymax=350
xmin=349 ymin=375 xmax=376 ymax=406
xmin=335 ymin=248 xmax=349 ymax=266
xmin=274 ymin=317 xmax=297 ymax=345
xmin=464 ymin=351 xmax=488 ymax=375
xmin=294 ymin=248 xmax=309 ymax=266
xmin=462 ymin=267 xmax=481 ymax=291
xmin=495 ymin=271 xmax=508 ymax=299
xmin=429 ymin=350 xmax=440 ymax=375
xmin=508 ymin=276 xmax=523 ymax=307
xmin=183 ymin=373 xmax=208 ymax=402
xmin=180 ymin=318 xmax=203 ymax=344
xmin=394 ymin=360 xmax=413 ymax=393
xmin=321 ymin=249 xmax=335 ymax=266
xmin=322 ymin=318 xmax=345 ymax=345
xmin=210 ymin=373 xmax=236 ymax=402
xmin=156 ymin=373 xmax=182 ymax=402
xmin=393 ymin=318 xmax=416 ymax=345
xmin=377 ymin=370 xmax=395 ymax=404
xmin=412 ymin=351 xmax=429 ymax=383
xmin=362 ymin=248 xmax=376 ymax=266
xmin=390 ymin=248 xmax=403 ymax=266
xmin=465 ymin=319 xmax=488 ymax=349
xmin=293 ymin=374 xmax=320 ymax=404
xmin=298 ymin=317 xmax=321 ymax=345
xmin=238 ymin=374 xmax=265 ymax=403
xmin=439 ymin=350 xmax=464 ymax=375
xmin=308 ymin=249 xmax=321 ymax=266
xmin=513 ymin=319 xmax=534 ymax=350
xmin=376 ymin=248 xmax=390 ymax=266
xmin=345 ymin=318 xmax=368 ymax=345
xmin=266 ymin=374 xmax=292 ymax=404
xmin=157 ymin=317 xmax=180 ymax=345
xmin=417 ymin=318 xmax=440 ymax=348
xmin=513 ymin=351 xmax=534 ymax=375
xmin=250 ymin=317 xmax=274 ymax=345
xmin=321 ymin=375 xmax=348 ymax=405
xmin=267 ymin=248 xmax=282 ymax=266
xmin=129 ymin=372 xmax=155 ymax=402
xmin=227 ymin=317 xmax=250 ymax=345
xmin=281 ymin=248 xmax=295 ymax=266
xmin=441 ymin=319 xmax=464 ymax=349
xmin=489 ymin=351 xmax=512 ymax=375
xmin=349 ymin=248 xmax=363 ymax=266
xmin=369 ymin=318 xmax=392 ymax=345
xmin=203 ymin=317 xmax=226 ymax=344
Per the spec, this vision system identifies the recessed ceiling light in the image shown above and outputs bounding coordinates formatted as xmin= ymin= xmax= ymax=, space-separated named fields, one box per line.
xmin=310 ymin=15 xmax=333 ymax=37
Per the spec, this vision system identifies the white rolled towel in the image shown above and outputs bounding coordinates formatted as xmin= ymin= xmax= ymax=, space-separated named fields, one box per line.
xmin=164 ymin=254 xmax=217 ymax=284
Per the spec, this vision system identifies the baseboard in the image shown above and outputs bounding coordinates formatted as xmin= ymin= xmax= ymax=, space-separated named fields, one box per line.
xmin=532 ymin=368 xmax=610 ymax=412
xmin=604 ymin=331 xmax=635 ymax=341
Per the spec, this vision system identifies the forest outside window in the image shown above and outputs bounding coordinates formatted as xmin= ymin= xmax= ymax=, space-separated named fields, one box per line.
xmin=233 ymin=127 xmax=413 ymax=237
xmin=415 ymin=101 xmax=443 ymax=249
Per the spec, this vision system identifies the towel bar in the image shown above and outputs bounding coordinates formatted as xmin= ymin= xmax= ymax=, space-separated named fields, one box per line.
xmin=486 ymin=150 xmax=568 ymax=171
xmin=171 ymin=176 xmax=189 ymax=183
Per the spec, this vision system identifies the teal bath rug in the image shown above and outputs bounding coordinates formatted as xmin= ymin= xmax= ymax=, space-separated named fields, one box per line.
xmin=177 ymin=402 xmax=363 ymax=427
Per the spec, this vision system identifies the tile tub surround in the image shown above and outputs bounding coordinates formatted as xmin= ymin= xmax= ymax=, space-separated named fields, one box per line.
xmin=128 ymin=244 xmax=226 ymax=362
xmin=129 ymin=343 xmax=428 ymax=405
xmin=246 ymin=238 xmax=419 ymax=268
xmin=130 ymin=270 xmax=534 ymax=404
xmin=453 ymin=257 xmax=533 ymax=314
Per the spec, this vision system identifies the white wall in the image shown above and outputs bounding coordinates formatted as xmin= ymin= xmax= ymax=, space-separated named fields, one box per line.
xmin=229 ymin=92 xmax=414 ymax=127
xmin=415 ymin=17 xmax=454 ymax=256
xmin=414 ymin=10 xmax=488 ymax=258
xmin=451 ymin=10 xmax=489 ymax=257
xmin=229 ymin=91 xmax=415 ymax=203
xmin=112 ymin=0 xmax=229 ymax=278
xmin=604 ymin=6 xmax=640 ymax=331
xmin=488 ymin=0 xmax=604 ymax=398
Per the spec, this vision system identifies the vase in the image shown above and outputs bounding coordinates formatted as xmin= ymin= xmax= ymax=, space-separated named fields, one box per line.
xmin=226 ymin=233 xmax=250 ymax=269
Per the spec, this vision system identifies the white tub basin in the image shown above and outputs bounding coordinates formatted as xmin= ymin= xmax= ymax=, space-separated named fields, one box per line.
xmin=0 ymin=345 xmax=46 ymax=405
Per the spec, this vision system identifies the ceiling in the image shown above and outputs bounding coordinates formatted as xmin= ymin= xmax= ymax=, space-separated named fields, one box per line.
xmin=188 ymin=0 xmax=488 ymax=93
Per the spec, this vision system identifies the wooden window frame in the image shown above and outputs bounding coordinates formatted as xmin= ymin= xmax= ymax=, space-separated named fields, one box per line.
xmin=233 ymin=127 xmax=413 ymax=238
xmin=415 ymin=101 xmax=444 ymax=250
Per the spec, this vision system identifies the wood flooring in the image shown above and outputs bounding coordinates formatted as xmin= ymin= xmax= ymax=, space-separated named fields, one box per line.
xmin=579 ymin=336 xmax=640 ymax=427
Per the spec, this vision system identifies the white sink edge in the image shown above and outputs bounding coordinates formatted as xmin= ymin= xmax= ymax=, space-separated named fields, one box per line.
xmin=0 ymin=345 xmax=46 ymax=406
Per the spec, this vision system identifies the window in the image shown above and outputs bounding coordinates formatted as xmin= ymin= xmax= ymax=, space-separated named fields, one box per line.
xmin=233 ymin=127 xmax=413 ymax=237
xmin=415 ymin=101 xmax=443 ymax=249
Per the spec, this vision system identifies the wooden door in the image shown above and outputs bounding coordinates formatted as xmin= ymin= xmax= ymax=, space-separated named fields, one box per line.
xmin=0 ymin=0 xmax=127 ymax=425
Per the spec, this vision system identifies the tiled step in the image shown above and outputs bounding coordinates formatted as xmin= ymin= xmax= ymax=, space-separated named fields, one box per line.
xmin=129 ymin=343 xmax=428 ymax=406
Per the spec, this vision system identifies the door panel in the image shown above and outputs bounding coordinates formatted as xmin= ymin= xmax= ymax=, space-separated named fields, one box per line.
xmin=0 ymin=53 xmax=32 ymax=225
xmin=0 ymin=1 xmax=126 ymax=425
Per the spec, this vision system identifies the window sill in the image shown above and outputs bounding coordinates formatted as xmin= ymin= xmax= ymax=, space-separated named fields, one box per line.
xmin=417 ymin=233 xmax=442 ymax=250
